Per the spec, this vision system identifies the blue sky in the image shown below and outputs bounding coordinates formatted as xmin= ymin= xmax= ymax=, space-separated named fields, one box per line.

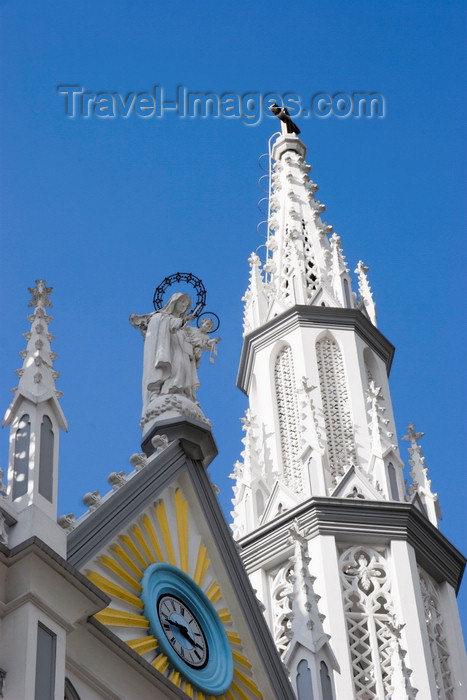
xmin=1 ymin=0 xmax=465 ymax=634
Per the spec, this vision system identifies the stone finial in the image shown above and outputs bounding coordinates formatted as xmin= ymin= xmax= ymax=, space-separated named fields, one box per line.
xmin=3 ymin=279 xmax=67 ymax=430
xmin=28 ymin=280 xmax=53 ymax=308
xmin=151 ymin=434 xmax=169 ymax=453
xmin=402 ymin=423 xmax=440 ymax=526
xmin=355 ymin=260 xmax=377 ymax=326
xmin=129 ymin=452 xmax=147 ymax=470
xmin=57 ymin=513 xmax=76 ymax=532
xmin=82 ymin=491 xmax=101 ymax=511
xmin=366 ymin=380 xmax=395 ymax=454
xmin=108 ymin=471 xmax=127 ymax=490
xmin=242 ymin=252 xmax=268 ymax=335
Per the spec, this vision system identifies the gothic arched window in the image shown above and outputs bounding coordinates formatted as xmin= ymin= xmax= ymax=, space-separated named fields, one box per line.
xmin=12 ymin=413 xmax=30 ymax=500
xmin=387 ymin=462 xmax=399 ymax=501
xmin=296 ymin=658 xmax=314 ymax=700
xmin=39 ymin=415 xmax=54 ymax=502
xmin=320 ymin=661 xmax=334 ymax=700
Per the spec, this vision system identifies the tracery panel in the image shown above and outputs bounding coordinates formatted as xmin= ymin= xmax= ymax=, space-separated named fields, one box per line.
xmin=316 ymin=337 xmax=356 ymax=483
xmin=274 ymin=345 xmax=303 ymax=493
xmin=418 ymin=567 xmax=454 ymax=700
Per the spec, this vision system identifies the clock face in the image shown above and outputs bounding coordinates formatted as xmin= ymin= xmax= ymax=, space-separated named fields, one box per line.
xmin=141 ymin=562 xmax=234 ymax=695
xmin=157 ymin=594 xmax=208 ymax=668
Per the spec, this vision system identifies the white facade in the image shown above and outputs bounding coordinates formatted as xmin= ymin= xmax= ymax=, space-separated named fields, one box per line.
xmin=232 ymin=129 xmax=466 ymax=699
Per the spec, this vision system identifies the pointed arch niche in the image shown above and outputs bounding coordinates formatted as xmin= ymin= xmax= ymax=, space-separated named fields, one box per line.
xmin=273 ymin=343 xmax=303 ymax=494
xmin=12 ymin=413 xmax=31 ymax=500
xmin=315 ymin=333 xmax=356 ymax=483
xmin=39 ymin=414 xmax=54 ymax=502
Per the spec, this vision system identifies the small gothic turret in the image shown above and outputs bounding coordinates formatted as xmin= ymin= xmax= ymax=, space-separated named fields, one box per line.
xmin=403 ymin=423 xmax=441 ymax=527
xmin=2 ymin=280 xmax=67 ymax=552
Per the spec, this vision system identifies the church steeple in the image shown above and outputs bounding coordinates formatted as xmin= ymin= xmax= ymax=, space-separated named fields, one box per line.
xmin=232 ymin=130 xmax=466 ymax=699
xmin=2 ymin=280 xmax=67 ymax=552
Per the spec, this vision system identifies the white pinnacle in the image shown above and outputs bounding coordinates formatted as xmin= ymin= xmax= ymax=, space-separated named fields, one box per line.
xmin=3 ymin=280 xmax=67 ymax=429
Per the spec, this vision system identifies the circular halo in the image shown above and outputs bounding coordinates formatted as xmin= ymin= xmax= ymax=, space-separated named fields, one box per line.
xmin=153 ymin=273 xmax=206 ymax=316
xmin=196 ymin=312 xmax=220 ymax=333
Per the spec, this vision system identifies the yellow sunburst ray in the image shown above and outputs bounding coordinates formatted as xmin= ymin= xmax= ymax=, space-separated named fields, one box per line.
xmin=86 ymin=570 xmax=143 ymax=608
xmin=174 ymin=489 xmax=189 ymax=573
xmin=193 ymin=543 xmax=210 ymax=586
xmin=141 ymin=513 xmax=165 ymax=562
xmin=152 ymin=653 xmax=170 ymax=673
xmin=119 ymin=534 xmax=148 ymax=570
xmin=233 ymin=668 xmax=262 ymax=699
xmin=154 ymin=500 xmax=177 ymax=566
xmin=168 ymin=669 xmax=182 ymax=686
xmin=94 ymin=608 xmax=149 ymax=628
xmin=226 ymin=631 xmax=242 ymax=646
xmin=132 ymin=523 xmax=156 ymax=565
xmin=232 ymin=650 xmax=252 ymax=669
xmin=126 ymin=635 xmax=158 ymax=654
xmin=99 ymin=555 xmax=142 ymax=592
xmin=230 ymin=683 xmax=252 ymax=700
xmin=217 ymin=607 xmax=232 ymax=624
xmin=182 ymin=681 xmax=194 ymax=698
xmin=206 ymin=581 xmax=222 ymax=604
xmin=111 ymin=543 xmax=144 ymax=578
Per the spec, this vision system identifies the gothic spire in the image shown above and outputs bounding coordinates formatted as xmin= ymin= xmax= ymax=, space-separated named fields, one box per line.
xmin=2 ymin=280 xmax=67 ymax=554
xmin=3 ymin=280 xmax=67 ymax=429
xmin=243 ymin=133 xmax=357 ymax=333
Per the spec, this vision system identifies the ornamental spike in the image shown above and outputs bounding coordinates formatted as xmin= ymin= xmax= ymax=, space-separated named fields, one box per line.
xmin=402 ymin=424 xmax=440 ymax=526
xmin=355 ymin=260 xmax=377 ymax=326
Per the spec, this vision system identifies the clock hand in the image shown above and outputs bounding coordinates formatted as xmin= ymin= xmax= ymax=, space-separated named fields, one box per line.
xmin=169 ymin=618 xmax=196 ymax=644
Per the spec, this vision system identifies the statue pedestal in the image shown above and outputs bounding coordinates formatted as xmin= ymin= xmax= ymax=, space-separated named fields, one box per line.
xmin=141 ymin=393 xmax=210 ymax=430
xmin=141 ymin=413 xmax=218 ymax=468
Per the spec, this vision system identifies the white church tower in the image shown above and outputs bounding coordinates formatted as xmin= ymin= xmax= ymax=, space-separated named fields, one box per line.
xmin=231 ymin=126 xmax=466 ymax=699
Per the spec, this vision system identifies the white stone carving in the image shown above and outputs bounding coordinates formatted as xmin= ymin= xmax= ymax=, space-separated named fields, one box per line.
xmin=107 ymin=471 xmax=126 ymax=490
xmin=82 ymin=491 xmax=101 ymax=511
xmin=355 ymin=261 xmax=377 ymax=326
xmin=274 ymin=347 xmax=303 ymax=494
xmin=57 ymin=513 xmax=76 ymax=532
xmin=130 ymin=293 xmax=219 ymax=429
xmin=316 ymin=337 xmax=357 ymax=483
xmin=151 ymin=434 xmax=169 ymax=453
xmin=270 ymin=561 xmax=295 ymax=656
xmin=339 ymin=545 xmax=414 ymax=699
xmin=403 ymin=424 xmax=440 ymax=526
xmin=418 ymin=567 xmax=454 ymax=698
xmin=129 ymin=452 xmax=147 ymax=470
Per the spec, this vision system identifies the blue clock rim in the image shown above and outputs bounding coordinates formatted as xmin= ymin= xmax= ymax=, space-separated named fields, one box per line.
xmin=141 ymin=562 xmax=234 ymax=695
